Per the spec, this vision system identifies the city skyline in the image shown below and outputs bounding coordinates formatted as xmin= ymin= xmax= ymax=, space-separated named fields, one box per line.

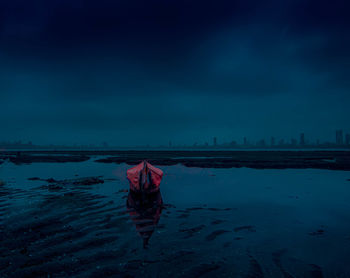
xmin=1 ymin=129 xmax=349 ymax=149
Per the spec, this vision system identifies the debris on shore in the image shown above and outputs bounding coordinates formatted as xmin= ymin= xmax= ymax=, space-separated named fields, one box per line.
xmin=30 ymin=176 xmax=105 ymax=191
xmin=309 ymin=229 xmax=325 ymax=236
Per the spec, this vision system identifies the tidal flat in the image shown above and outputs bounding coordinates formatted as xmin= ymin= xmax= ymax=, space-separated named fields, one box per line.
xmin=1 ymin=151 xmax=350 ymax=277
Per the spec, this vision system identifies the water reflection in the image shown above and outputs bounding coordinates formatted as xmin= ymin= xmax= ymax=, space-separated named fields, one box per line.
xmin=126 ymin=191 xmax=163 ymax=248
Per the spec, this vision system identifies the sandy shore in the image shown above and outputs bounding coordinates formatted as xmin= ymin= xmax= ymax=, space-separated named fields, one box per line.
xmin=1 ymin=158 xmax=350 ymax=277
xmin=1 ymin=150 xmax=350 ymax=170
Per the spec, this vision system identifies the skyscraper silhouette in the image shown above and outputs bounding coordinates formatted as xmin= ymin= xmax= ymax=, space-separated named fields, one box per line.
xmin=345 ymin=133 xmax=350 ymax=145
xmin=336 ymin=130 xmax=344 ymax=145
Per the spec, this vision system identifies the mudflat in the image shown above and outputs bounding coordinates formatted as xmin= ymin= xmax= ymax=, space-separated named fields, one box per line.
xmin=1 ymin=150 xmax=350 ymax=170
xmin=1 ymin=152 xmax=350 ymax=277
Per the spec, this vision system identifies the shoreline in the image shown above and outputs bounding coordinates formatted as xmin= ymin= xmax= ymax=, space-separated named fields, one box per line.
xmin=1 ymin=150 xmax=350 ymax=171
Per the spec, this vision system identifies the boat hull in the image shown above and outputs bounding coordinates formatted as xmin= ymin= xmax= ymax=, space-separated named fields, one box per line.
xmin=127 ymin=161 xmax=163 ymax=193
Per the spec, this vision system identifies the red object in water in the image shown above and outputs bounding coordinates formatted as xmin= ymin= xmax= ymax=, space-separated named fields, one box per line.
xmin=127 ymin=161 xmax=163 ymax=193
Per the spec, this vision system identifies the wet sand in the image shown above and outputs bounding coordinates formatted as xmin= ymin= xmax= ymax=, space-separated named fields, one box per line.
xmin=1 ymin=150 xmax=350 ymax=170
xmin=1 ymin=156 xmax=350 ymax=277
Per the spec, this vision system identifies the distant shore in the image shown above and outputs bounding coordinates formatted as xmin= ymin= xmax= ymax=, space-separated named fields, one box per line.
xmin=1 ymin=150 xmax=350 ymax=171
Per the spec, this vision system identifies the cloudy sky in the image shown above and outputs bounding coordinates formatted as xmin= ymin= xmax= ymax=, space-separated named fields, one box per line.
xmin=0 ymin=0 xmax=349 ymax=146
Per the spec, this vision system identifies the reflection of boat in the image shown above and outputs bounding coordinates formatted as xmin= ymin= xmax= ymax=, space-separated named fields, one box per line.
xmin=127 ymin=190 xmax=163 ymax=248
xmin=127 ymin=161 xmax=163 ymax=193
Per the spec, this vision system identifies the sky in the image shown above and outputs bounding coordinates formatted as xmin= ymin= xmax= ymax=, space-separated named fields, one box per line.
xmin=0 ymin=0 xmax=349 ymax=146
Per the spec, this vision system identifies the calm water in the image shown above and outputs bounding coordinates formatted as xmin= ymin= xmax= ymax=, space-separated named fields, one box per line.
xmin=1 ymin=157 xmax=350 ymax=277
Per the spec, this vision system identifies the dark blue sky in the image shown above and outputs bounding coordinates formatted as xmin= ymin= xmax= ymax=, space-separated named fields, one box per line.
xmin=1 ymin=0 xmax=349 ymax=146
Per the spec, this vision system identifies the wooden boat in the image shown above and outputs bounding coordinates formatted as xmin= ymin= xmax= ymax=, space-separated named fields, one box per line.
xmin=127 ymin=161 xmax=163 ymax=193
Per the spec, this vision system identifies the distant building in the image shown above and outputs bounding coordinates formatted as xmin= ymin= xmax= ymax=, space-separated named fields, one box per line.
xmin=243 ymin=137 xmax=247 ymax=145
xmin=257 ymin=139 xmax=266 ymax=147
xmin=336 ymin=130 xmax=344 ymax=145
xmin=213 ymin=137 xmax=217 ymax=146
xmin=300 ymin=133 xmax=305 ymax=146
xmin=270 ymin=137 xmax=275 ymax=146
xmin=169 ymin=141 xmax=172 ymax=148
xmin=291 ymin=138 xmax=297 ymax=146
xmin=345 ymin=134 xmax=350 ymax=145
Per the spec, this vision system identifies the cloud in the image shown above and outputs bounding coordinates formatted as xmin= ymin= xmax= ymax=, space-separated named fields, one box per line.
xmin=0 ymin=0 xmax=349 ymax=144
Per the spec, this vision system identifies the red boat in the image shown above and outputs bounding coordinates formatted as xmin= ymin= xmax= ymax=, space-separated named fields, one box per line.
xmin=127 ymin=161 xmax=163 ymax=193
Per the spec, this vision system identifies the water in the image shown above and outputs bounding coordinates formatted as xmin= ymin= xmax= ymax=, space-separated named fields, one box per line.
xmin=1 ymin=157 xmax=350 ymax=277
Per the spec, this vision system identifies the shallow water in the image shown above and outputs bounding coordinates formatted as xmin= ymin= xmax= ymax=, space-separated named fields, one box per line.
xmin=1 ymin=158 xmax=350 ymax=277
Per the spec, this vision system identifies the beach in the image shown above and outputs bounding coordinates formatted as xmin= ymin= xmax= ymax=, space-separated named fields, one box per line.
xmin=1 ymin=151 xmax=350 ymax=277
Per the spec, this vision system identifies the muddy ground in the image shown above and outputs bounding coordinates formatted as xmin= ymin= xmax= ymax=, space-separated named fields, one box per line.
xmin=1 ymin=154 xmax=350 ymax=277
xmin=1 ymin=150 xmax=350 ymax=170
